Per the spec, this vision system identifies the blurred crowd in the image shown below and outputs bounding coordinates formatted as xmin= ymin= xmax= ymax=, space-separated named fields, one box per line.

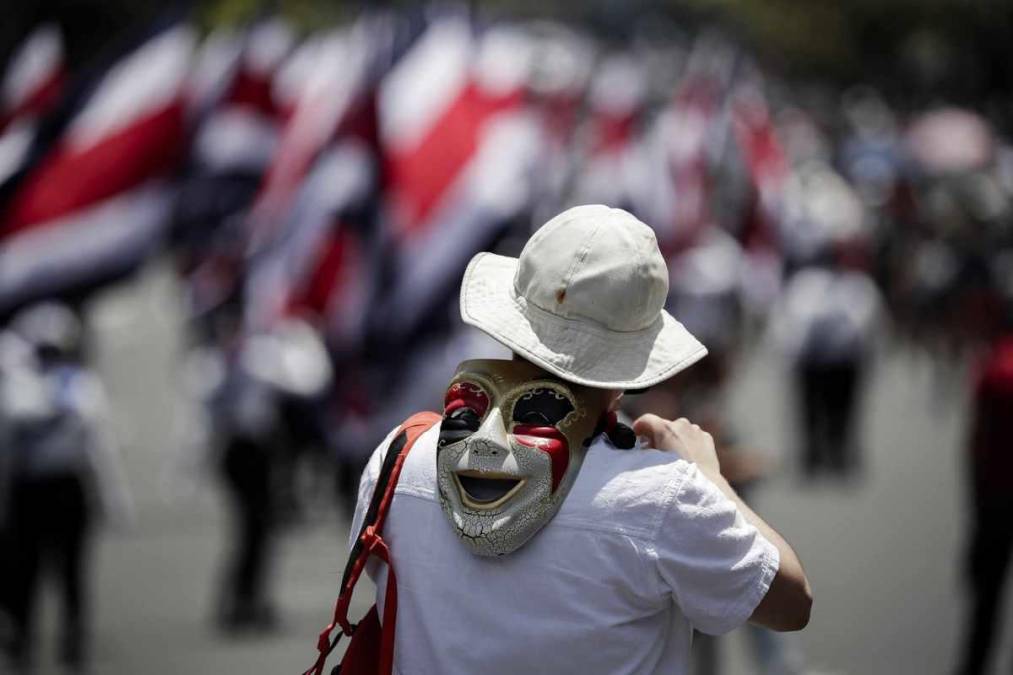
xmin=1 ymin=5 xmax=1012 ymax=674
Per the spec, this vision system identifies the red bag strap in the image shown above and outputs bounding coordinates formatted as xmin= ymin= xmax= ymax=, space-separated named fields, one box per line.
xmin=304 ymin=411 xmax=440 ymax=675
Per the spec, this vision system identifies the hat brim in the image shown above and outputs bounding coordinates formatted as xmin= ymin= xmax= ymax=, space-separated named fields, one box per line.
xmin=460 ymin=253 xmax=708 ymax=389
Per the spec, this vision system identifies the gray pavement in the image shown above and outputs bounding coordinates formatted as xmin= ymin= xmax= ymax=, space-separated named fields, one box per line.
xmin=19 ymin=262 xmax=1013 ymax=674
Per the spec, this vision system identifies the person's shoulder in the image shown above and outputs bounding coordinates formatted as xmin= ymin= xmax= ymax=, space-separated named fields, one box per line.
xmin=361 ymin=419 xmax=440 ymax=500
xmin=398 ymin=421 xmax=440 ymax=498
xmin=350 ymin=419 xmax=441 ymax=548
xmin=556 ymin=436 xmax=695 ymax=541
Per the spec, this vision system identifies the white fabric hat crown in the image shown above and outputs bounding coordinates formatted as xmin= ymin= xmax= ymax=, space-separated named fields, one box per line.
xmin=461 ymin=204 xmax=706 ymax=389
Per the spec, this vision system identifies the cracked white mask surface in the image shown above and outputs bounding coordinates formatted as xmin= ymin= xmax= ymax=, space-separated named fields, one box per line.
xmin=437 ymin=359 xmax=611 ymax=556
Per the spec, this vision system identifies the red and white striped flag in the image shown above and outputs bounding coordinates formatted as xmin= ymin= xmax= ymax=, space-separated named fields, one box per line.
xmin=248 ymin=141 xmax=375 ymax=353
xmin=730 ymin=75 xmax=787 ymax=251
xmin=0 ymin=23 xmax=195 ymax=313
xmin=189 ymin=18 xmax=294 ymax=175
xmin=729 ymin=74 xmax=787 ymax=314
xmin=0 ymin=24 xmax=66 ymax=193
xmin=0 ymin=24 xmax=66 ymax=133
xmin=376 ymin=16 xmax=541 ymax=337
xmin=524 ymin=22 xmax=592 ymax=224
xmin=661 ymin=69 xmax=721 ymax=255
xmin=627 ymin=38 xmax=733 ymax=259
xmin=242 ymin=18 xmax=387 ymax=343
xmin=572 ymin=54 xmax=645 ymax=209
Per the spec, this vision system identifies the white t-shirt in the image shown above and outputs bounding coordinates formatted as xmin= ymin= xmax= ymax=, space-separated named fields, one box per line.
xmin=775 ymin=267 xmax=881 ymax=365
xmin=351 ymin=423 xmax=779 ymax=675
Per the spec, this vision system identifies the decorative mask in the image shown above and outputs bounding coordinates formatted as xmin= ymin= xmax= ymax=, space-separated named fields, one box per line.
xmin=436 ymin=359 xmax=613 ymax=556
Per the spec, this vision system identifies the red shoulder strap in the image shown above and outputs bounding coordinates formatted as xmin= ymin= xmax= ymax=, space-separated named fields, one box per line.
xmin=304 ymin=411 xmax=440 ymax=675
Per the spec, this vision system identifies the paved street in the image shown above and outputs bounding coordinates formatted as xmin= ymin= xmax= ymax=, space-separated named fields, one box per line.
xmin=20 ymin=263 xmax=1013 ymax=674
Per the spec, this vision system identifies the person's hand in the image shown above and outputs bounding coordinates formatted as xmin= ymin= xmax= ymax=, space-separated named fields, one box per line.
xmin=632 ymin=414 xmax=721 ymax=476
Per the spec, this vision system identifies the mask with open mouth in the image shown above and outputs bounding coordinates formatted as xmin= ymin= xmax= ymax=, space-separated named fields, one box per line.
xmin=436 ymin=359 xmax=612 ymax=556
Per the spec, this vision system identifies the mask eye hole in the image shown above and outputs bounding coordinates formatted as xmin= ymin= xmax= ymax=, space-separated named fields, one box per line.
xmin=444 ymin=382 xmax=489 ymax=416
xmin=440 ymin=382 xmax=489 ymax=446
xmin=512 ymin=387 xmax=574 ymax=427
xmin=517 ymin=410 xmax=551 ymax=426
xmin=447 ymin=406 xmax=481 ymax=426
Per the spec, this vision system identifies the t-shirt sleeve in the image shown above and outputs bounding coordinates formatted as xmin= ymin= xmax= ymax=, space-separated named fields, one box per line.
xmin=653 ymin=461 xmax=780 ymax=636
xmin=347 ymin=426 xmax=403 ymax=550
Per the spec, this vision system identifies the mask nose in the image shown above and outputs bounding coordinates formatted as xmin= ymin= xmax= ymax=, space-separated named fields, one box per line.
xmin=459 ymin=407 xmax=518 ymax=473
xmin=470 ymin=406 xmax=509 ymax=456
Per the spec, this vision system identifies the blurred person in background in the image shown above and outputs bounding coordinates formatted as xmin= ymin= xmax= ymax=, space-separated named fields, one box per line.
xmin=0 ymin=328 xmax=36 ymax=655
xmin=956 ymin=300 xmax=1013 ymax=675
xmin=778 ymin=238 xmax=881 ymax=480
xmin=901 ymin=108 xmax=1010 ymax=363
xmin=206 ymin=336 xmax=283 ymax=634
xmin=201 ymin=311 xmax=332 ymax=633
xmin=0 ymin=303 xmax=132 ymax=672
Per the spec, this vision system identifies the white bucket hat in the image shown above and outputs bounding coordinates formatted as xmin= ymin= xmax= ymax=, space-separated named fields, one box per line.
xmin=460 ymin=204 xmax=707 ymax=389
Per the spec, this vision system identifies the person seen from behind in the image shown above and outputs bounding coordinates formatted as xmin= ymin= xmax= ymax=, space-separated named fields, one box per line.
xmin=0 ymin=303 xmax=132 ymax=672
xmin=343 ymin=205 xmax=812 ymax=674
xmin=956 ymin=300 xmax=1013 ymax=675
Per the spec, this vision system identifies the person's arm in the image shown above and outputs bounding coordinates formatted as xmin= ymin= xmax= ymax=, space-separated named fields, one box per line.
xmin=633 ymin=414 xmax=812 ymax=632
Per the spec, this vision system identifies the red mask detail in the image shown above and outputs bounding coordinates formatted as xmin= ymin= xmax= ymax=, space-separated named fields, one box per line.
xmin=443 ymin=382 xmax=489 ymax=417
xmin=512 ymin=424 xmax=569 ymax=492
